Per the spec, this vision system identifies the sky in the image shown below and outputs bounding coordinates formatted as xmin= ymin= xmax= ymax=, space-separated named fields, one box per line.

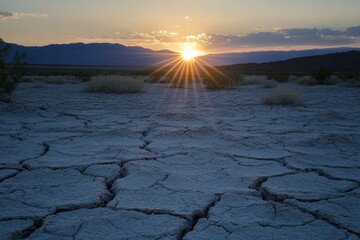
xmin=1 ymin=0 xmax=360 ymax=53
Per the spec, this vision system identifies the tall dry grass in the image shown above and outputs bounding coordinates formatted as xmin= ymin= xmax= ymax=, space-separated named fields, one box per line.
xmin=262 ymin=87 xmax=305 ymax=106
xmin=84 ymin=75 xmax=145 ymax=93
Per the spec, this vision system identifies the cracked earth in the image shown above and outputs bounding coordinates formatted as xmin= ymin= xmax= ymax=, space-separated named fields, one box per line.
xmin=1 ymin=82 xmax=359 ymax=239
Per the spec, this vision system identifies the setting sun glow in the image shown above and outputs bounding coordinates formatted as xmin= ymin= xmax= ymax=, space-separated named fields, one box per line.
xmin=182 ymin=48 xmax=199 ymax=61
xmin=150 ymin=46 xmax=225 ymax=92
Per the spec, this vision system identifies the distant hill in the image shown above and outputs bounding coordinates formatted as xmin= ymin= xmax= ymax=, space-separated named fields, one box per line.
xmin=200 ymin=48 xmax=360 ymax=66
xmin=5 ymin=42 xmax=177 ymax=67
xmin=220 ymin=51 xmax=360 ymax=73
xmin=4 ymin=42 xmax=360 ymax=68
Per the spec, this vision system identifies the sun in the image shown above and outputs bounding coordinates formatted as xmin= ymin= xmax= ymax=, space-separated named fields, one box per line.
xmin=181 ymin=48 xmax=199 ymax=61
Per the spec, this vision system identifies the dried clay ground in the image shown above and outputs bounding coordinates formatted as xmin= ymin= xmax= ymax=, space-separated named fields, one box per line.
xmin=1 ymin=81 xmax=359 ymax=239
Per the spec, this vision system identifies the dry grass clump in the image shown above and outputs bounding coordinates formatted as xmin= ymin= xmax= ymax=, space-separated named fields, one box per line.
xmin=202 ymin=73 xmax=242 ymax=90
xmin=288 ymin=75 xmax=300 ymax=82
xmin=296 ymin=75 xmax=337 ymax=86
xmin=341 ymin=72 xmax=360 ymax=86
xmin=262 ymin=87 xmax=305 ymax=106
xmin=84 ymin=75 xmax=145 ymax=93
xmin=266 ymin=72 xmax=290 ymax=82
xmin=343 ymin=77 xmax=360 ymax=87
xmin=295 ymin=76 xmax=316 ymax=85
xmin=242 ymin=75 xmax=278 ymax=88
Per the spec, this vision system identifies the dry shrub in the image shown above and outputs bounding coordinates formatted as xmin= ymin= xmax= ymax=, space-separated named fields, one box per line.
xmin=202 ymin=74 xmax=241 ymax=90
xmin=343 ymin=78 xmax=360 ymax=87
xmin=339 ymin=73 xmax=360 ymax=87
xmin=329 ymin=75 xmax=340 ymax=84
xmin=296 ymin=76 xmax=317 ymax=85
xmin=262 ymin=87 xmax=305 ymax=106
xmin=288 ymin=75 xmax=298 ymax=82
xmin=266 ymin=72 xmax=290 ymax=82
xmin=84 ymin=75 xmax=145 ymax=93
xmin=312 ymin=68 xmax=332 ymax=85
xmin=261 ymin=80 xmax=278 ymax=88
xmin=242 ymin=75 xmax=278 ymax=88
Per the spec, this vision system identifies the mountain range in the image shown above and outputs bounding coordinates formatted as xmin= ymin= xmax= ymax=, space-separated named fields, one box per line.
xmin=220 ymin=51 xmax=360 ymax=73
xmin=4 ymin=42 xmax=360 ymax=67
xmin=200 ymin=48 xmax=360 ymax=66
xmin=5 ymin=43 xmax=176 ymax=67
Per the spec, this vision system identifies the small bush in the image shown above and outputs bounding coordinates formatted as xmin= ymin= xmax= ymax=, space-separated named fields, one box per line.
xmin=242 ymin=75 xmax=277 ymax=88
xmin=0 ymin=39 xmax=26 ymax=102
xmin=266 ymin=72 xmax=290 ymax=82
xmin=312 ymin=68 xmax=332 ymax=85
xmin=201 ymin=73 xmax=242 ymax=90
xmin=84 ymin=75 xmax=145 ymax=93
xmin=346 ymin=78 xmax=360 ymax=87
xmin=344 ymin=72 xmax=360 ymax=80
xmin=262 ymin=87 xmax=305 ymax=106
xmin=342 ymin=77 xmax=360 ymax=87
xmin=338 ymin=72 xmax=360 ymax=87
xmin=296 ymin=76 xmax=317 ymax=85
xmin=288 ymin=75 xmax=299 ymax=82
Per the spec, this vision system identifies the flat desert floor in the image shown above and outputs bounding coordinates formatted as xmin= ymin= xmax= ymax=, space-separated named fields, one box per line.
xmin=1 ymin=82 xmax=359 ymax=239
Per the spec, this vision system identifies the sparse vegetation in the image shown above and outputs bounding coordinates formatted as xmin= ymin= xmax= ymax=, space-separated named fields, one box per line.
xmin=242 ymin=75 xmax=278 ymax=88
xmin=266 ymin=72 xmax=290 ymax=82
xmin=296 ymin=76 xmax=317 ymax=85
xmin=340 ymin=72 xmax=360 ymax=87
xmin=345 ymin=78 xmax=360 ymax=87
xmin=201 ymin=71 xmax=243 ymax=90
xmin=84 ymin=75 xmax=146 ymax=93
xmin=312 ymin=68 xmax=332 ymax=85
xmin=202 ymin=76 xmax=234 ymax=90
xmin=262 ymin=87 xmax=305 ymax=106
xmin=0 ymin=38 xmax=27 ymax=102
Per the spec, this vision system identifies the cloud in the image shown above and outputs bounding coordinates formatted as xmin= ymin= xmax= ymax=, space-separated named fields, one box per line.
xmin=202 ymin=26 xmax=360 ymax=51
xmin=184 ymin=16 xmax=192 ymax=22
xmin=0 ymin=11 xmax=48 ymax=20
xmin=0 ymin=11 xmax=13 ymax=19
xmin=73 ymin=25 xmax=360 ymax=52
xmin=126 ymin=26 xmax=360 ymax=51
xmin=344 ymin=26 xmax=360 ymax=37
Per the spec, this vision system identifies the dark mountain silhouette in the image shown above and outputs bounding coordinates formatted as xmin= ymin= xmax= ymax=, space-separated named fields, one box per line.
xmin=5 ymin=42 xmax=177 ymax=66
xmin=200 ymin=48 xmax=360 ymax=66
xmin=220 ymin=51 xmax=360 ymax=73
xmin=4 ymin=42 xmax=360 ymax=68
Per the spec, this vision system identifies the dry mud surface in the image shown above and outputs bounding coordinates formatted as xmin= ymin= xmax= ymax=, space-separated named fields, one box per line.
xmin=1 ymin=82 xmax=359 ymax=239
